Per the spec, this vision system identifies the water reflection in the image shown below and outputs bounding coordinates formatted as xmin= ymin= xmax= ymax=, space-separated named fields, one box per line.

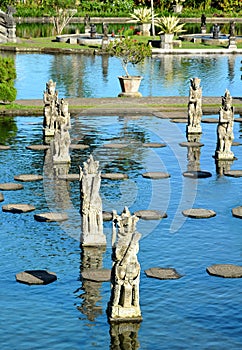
xmin=0 ymin=117 xmax=17 ymax=144
xmin=12 ymin=53 xmax=242 ymax=99
xmin=109 ymin=322 xmax=141 ymax=350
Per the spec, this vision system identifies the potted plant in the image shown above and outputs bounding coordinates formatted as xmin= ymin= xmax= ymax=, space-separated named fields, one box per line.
xmin=127 ymin=7 xmax=157 ymax=36
xmin=106 ymin=37 xmax=152 ymax=97
xmin=172 ymin=0 xmax=185 ymax=14
xmin=155 ymin=15 xmax=186 ymax=49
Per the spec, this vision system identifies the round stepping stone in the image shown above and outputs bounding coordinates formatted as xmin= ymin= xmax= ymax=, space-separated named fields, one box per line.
xmin=234 ymin=118 xmax=242 ymax=123
xmin=0 ymin=183 xmax=23 ymax=191
xmin=34 ymin=212 xmax=68 ymax=222
xmin=0 ymin=145 xmax=11 ymax=150
xmin=206 ymin=264 xmax=242 ymax=278
xmin=182 ymin=208 xmax=216 ymax=219
xmin=171 ymin=119 xmax=187 ymax=123
xmin=202 ymin=118 xmax=218 ymax=123
xmin=69 ymin=144 xmax=89 ymax=150
xmin=224 ymin=170 xmax=242 ymax=178
xmin=14 ymin=174 xmax=43 ymax=182
xmin=232 ymin=142 xmax=241 ymax=146
xmin=26 ymin=144 xmax=50 ymax=151
xmin=2 ymin=204 xmax=36 ymax=213
xmin=183 ymin=170 xmax=212 ymax=179
xmin=232 ymin=206 xmax=242 ymax=218
xmin=81 ymin=268 xmax=111 ymax=282
xmin=103 ymin=143 xmax=128 ymax=149
xmin=57 ymin=174 xmax=79 ymax=181
xmin=134 ymin=210 xmax=167 ymax=220
xmin=142 ymin=143 xmax=166 ymax=148
xmin=0 ymin=192 xmax=3 ymax=202
xmin=101 ymin=173 xmax=128 ymax=180
xmin=102 ymin=211 xmax=113 ymax=221
xmin=142 ymin=172 xmax=170 ymax=179
xmin=16 ymin=270 xmax=57 ymax=285
xmin=179 ymin=141 xmax=204 ymax=147
xmin=145 ymin=267 xmax=182 ymax=280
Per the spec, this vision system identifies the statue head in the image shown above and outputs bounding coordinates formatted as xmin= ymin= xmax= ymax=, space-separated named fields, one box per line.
xmin=190 ymin=77 xmax=200 ymax=90
xmin=46 ymin=79 xmax=56 ymax=95
xmin=222 ymin=89 xmax=232 ymax=110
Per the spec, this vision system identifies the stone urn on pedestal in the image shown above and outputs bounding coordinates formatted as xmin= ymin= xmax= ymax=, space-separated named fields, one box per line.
xmin=106 ymin=37 xmax=151 ymax=97
xmin=127 ymin=7 xmax=156 ymax=36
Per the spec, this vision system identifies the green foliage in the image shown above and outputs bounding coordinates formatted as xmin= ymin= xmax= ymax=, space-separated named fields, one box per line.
xmin=106 ymin=36 xmax=152 ymax=76
xmin=0 ymin=57 xmax=17 ymax=103
xmin=155 ymin=15 xmax=186 ymax=34
xmin=127 ymin=7 xmax=156 ymax=24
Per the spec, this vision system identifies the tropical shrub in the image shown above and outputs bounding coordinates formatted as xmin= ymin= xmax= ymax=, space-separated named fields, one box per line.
xmin=0 ymin=57 xmax=17 ymax=103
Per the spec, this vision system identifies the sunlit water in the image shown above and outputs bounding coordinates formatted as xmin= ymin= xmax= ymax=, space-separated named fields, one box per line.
xmin=0 ymin=114 xmax=242 ymax=349
xmin=10 ymin=53 xmax=242 ymax=99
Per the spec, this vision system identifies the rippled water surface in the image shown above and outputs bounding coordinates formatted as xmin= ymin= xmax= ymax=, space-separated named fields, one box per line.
xmin=13 ymin=53 xmax=242 ymax=99
xmin=0 ymin=114 xmax=242 ymax=349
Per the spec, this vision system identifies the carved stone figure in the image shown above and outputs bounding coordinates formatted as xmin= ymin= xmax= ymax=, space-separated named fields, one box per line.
xmin=52 ymin=128 xmax=71 ymax=164
xmin=215 ymin=89 xmax=234 ymax=160
xmin=56 ymin=98 xmax=71 ymax=131
xmin=43 ymin=79 xmax=59 ymax=136
xmin=0 ymin=8 xmax=16 ymax=43
xmin=212 ymin=24 xmax=220 ymax=39
xmin=187 ymin=77 xmax=202 ymax=134
xmin=79 ymin=155 xmax=106 ymax=246
xmin=108 ymin=207 xmax=142 ymax=322
xmin=201 ymin=14 xmax=206 ymax=34
xmin=228 ymin=21 xmax=237 ymax=49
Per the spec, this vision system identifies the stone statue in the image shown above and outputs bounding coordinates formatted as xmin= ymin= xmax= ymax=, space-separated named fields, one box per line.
xmin=43 ymin=79 xmax=59 ymax=136
xmin=52 ymin=128 xmax=71 ymax=164
xmin=56 ymin=98 xmax=71 ymax=131
xmin=79 ymin=155 xmax=106 ymax=246
xmin=201 ymin=14 xmax=206 ymax=34
xmin=0 ymin=8 xmax=16 ymax=43
xmin=187 ymin=77 xmax=202 ymax=134
xmin=228 ymin=21 xmax=237 ymax=49
xmin=215 ymin=89 xmax=234 ymax=160
xmin=212 ymin=24 xmax=220 ymax=39
xmin=102 ymin=22 xmax=108 ymax=38
xmin=108 ymin=207 xmax=142 ymax=322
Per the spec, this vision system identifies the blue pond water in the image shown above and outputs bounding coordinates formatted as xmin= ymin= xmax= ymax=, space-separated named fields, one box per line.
xmin=0 ymin=114 xmax=242 ymax=349
xmin=13 ymin=53 xmax=242 ymax=99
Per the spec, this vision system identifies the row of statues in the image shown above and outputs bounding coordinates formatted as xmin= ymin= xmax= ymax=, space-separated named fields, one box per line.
xmin=187 ymin=77 xmax=235 ymax=161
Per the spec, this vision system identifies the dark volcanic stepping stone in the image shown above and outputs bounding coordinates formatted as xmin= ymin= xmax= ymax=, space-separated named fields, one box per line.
xmin=202 ymin=118 xmax=218 ymax=123
xmin=206 ymin=264 xmax=242 ymax=278
xmin=16 ymin=270 xmax=57 ymax=285
xmin=224 ymin=170 xmax=242 ymax=178
xmin=134 ymin=210 xmax=167 ymax=220
xmin=102 ymin=211 xmax=113 ymax=221
xmin=0 ymin=192 xmax=3 ymax=202
xmin=142 ymin=172 xmax=170 ymax=179
xmin=179 ymin=141 xmax=204 ymax=147
xmin=0 ymin=183 xmax=23 ymax=191
xmin=57 ymin=174 xmax=79 ymax=181
xmin=183 ymin=171 xmax=212 ymax=179
xmin=0 ymin=145 xmax=11 ymax=150
xmin=103 ymin=143 xmax=128 ymax=149
xmin=14 ymin=174 xmax=43 ymax=182
xmin=182 ymin=208 xmax=216 ymax=219
xmin=69 ymin=144 xmax=89 ymax=150
xmin=26 ymin=144 xmax=50 ymax=151
xmin=232 ymin=206 xmax=242 ymax=218
xmin=145 ymin=267 xmax=182 ymax=280
xmin=101 ymin=173 xmax=128 ymax=180
xmin=34 ymin=212 xmax=68 ymax=222
xmin=81 ymin=268 xmax=111 ymax=282
xmin=142 ymin=143 xmax=166 ymax=148
xmin=2 ymin=204 xmax=36 ymax=213
xmin=234 ymin=118 xmax=242 ymax=123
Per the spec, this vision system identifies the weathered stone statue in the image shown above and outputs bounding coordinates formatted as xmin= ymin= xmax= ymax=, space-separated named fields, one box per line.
xmin=187 ymin=77 xmax=202 ymax=134
xmin=108 ymin=207 xmax=142 ymax=322
xmin=84 ymin=14 xmax=91 ymax=34
xmin=56 ymin=98 xmax=71 ymax=131
xmin=52 ymin=128 xmax=71 ymax=164
xmin=43 ymin=79 xmax=59 ymax=136
xmin=79 ymin=155 xmax=106 ymax=246
xmin=212 ymin=24 xmax=220 ymax=39
xmin=215 ymin=89 xmax=234 ymax=160
xmin=201 ymin=14 xmax=206 ymax=34
xmin=228 ymin=21 xmax=237 ymax=49
xmin=0 ymin=8 xmax=16 ymax=43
